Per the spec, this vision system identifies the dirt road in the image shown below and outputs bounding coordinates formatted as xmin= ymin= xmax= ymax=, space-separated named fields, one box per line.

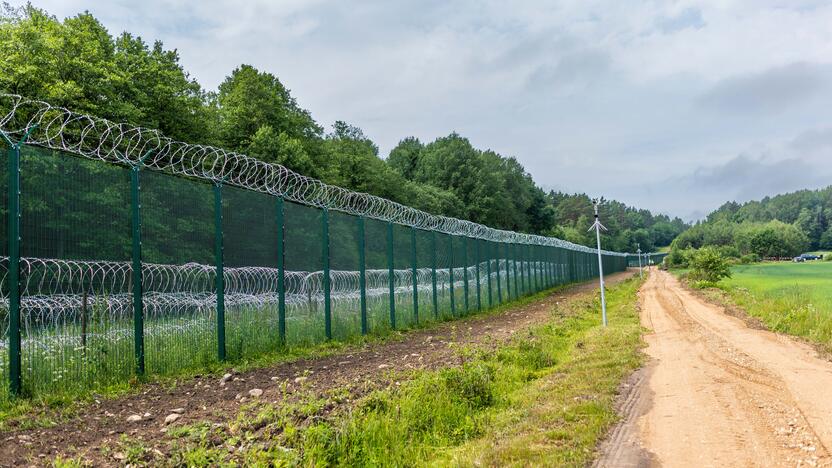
xmin=597 ymin=269 xmax=832 ymax=467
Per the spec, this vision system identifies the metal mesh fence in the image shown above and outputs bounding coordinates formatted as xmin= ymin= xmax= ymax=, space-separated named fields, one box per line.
xmin=0 ymin=96 xmax=635 ymax=402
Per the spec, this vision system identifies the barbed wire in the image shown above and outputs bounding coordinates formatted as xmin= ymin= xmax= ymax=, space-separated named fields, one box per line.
xmin=0 ymin=94 xmax=627 ymax=256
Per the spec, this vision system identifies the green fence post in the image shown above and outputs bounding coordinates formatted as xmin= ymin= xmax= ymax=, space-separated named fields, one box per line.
xmin=449 ymin=235 xmax=456 ymax=316
xmin=512 ymin=243 xmax=519 ymax=298
xmin=276 ymin=197 xmax=286 ymax=343
xmin=475 ymin=238 xmax=481 ymax=311
xmin=485 ymin=241 xmax=493 ymax=308
xmin=462 ymin=236 xmax=469 ymax=313
xmin=431 ymin=231 xmax=438 ymax=319
xmin=214 ymin=182 xmax=226 ymax=362
xmin=358 ymin=216 xmax=367 ymax=334
xmin=411 ymin=226 xmax=419 ymax=324
xmin=387 ymin=221 xmax=396 ymax=329
xmin=129 ymin=150 xmax=153 ymax=377
xmin=322 ymin=208 xmax=332 ymax=339
xmin=3 ymin=126 xmax=35 ymax=396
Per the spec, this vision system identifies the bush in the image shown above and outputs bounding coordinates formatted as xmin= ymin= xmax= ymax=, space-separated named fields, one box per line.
xmin=739 ymin=253 xmax=760 ymax=264
xmin=666 ymin=245 xmax=693 ymax=267
xmin=688 ymin=247 xmax=732 ymax=283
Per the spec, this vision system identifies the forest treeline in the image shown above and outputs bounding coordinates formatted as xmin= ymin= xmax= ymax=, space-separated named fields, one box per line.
xmin=0 ymin=4 xmax=685 ymax=252
xmin=670 ymin=186 xmax=832 ymax=262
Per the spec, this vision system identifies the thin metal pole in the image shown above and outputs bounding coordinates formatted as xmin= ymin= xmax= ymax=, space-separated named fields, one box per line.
xmin=431 ymin=230 xmax=438 ymax=319
xmin=591 ymin=203 xmax=608 ymax=327
xmin=358 ymin=216 xmax=367 ymax=334
xmin=322 ymin=208 xmax=332 ymax=339
xmin=277 ymin=197 xmax=286 ymax=343
xmin=462 ymin=236 xmax=469 ymax=313
xmin=449 ymin=235 xmax=456 ymax=316
xmin=512 ymin=243 xmax=519 ymax=298
xmin=411 ymin=227 xmax=419 ymax=324
xmin=475 ymin=238 xmax=481 ymax=311
xmin=485 ymin=241 xmax=493 ymax=308
xmin=130 ymin=166 xmax=145 ymax=376
xmin=495 ymin=241 xmax=503 ymax=304
xmin=214 ymin=182 xmax=226 ymax=361
xmin=637 ymin=245 xmax=643 ymax=279
xmin=387 ymin=221 xmax=396 ymax=329
xmin=6 ymin=141 xmax=21 ymax=395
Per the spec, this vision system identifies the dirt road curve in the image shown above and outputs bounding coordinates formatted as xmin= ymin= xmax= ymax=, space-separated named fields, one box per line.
xmin=597 ymin=269 xmax=832 ymax=468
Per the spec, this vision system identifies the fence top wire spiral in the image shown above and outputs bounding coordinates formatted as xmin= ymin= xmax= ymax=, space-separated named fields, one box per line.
xmin=0 ymin=94 xmax=626 ymax=256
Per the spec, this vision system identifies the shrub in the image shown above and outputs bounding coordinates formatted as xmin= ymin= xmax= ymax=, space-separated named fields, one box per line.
xmin=688 ymin=247 xmax=732 ymax=283
xmin=739 ymin=253 xmax=760 ymax=264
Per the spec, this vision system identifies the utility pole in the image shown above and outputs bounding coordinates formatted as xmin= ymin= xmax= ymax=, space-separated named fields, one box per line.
xmin=637 ymin=243 xmax=643 ymax=278
xmin=588 ymin=199 xmax=608 ymax=327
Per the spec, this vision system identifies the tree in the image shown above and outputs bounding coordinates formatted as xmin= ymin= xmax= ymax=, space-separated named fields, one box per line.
xmin=688 ymin=247 xmax=732 ymax=283
xmin=387 ymin=137 xmax=423 ymax=180
xmin=216 ymin=64 xmax=322 ymax=151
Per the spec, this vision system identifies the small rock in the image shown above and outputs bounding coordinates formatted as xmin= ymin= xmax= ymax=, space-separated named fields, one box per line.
xmin=378 ymin=364 xmax=390 ymax=369
xmin=126 ymin=414 xmax=142 ymax=423
xmin=143 ymin=412 xmax=151 ymax=418
xmin=249 ymin=388 xmax=263 ymax=397
xmin=171 ymin=408 xmax=185 ymax=414
xmin=164 ymin=413 xmax=181 ymax=425
xmin=294 ymin=376 xmax=308 ymax=384
xmin=220 ymin=373 xmax=233 ymax=384
xmin=17 ymin=435 xmax=32 ymax=442
xmin=270 ymin=377 xmax=279 ymax=381
xmin=113 ymin=452 xmax=126 ymax=461
xmin=240 ymin=397 xmax=247 ymax=403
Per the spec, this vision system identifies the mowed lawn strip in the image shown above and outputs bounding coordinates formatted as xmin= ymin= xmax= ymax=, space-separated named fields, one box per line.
xmin=701 ymin=261 xmax=832 ymax=354
xmin=130 ymin=276 xmax=644 ymax=466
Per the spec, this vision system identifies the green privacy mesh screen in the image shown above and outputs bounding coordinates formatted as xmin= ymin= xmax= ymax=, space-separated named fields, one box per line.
xmin=141 ymin=170 xmax=216 ymax=377
xmin=223 ymin=185 xmax=280 ymax=360
xmin=283 ymin=200 xmax=324 ymax=345
xmin=18 ymin=147 xmax=132 ymax=397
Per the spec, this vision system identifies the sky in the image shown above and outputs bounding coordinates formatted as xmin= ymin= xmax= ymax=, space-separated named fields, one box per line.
xmin=23 ymin=0 xmax=832 ymax=221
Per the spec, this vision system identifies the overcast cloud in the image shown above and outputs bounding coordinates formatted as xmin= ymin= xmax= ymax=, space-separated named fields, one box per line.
xmin=24 ymin=0 xmax=832 ymax=220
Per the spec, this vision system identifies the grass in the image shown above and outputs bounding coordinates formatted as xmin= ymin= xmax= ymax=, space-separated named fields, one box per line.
xmin=699 ymin=261 xmax=832 ymax=353
xmin=724 ymin=261 xmax=832 ymax=350
xmin=149 ymin=275 xmax=644 ymax=466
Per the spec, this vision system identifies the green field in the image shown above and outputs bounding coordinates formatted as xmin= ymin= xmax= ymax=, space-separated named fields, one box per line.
xmin=718 ymin=261 xmax=832 ymax=352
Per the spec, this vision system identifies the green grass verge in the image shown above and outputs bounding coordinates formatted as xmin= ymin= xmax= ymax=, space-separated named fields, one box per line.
xmin=152 ymin=276 xmax=644 ymax=466
xmin=707 ymin=261 xmax=832 ymax=353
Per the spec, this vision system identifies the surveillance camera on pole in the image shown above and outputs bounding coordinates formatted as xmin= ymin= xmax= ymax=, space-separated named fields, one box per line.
xmin=588 ymin=199 xmax=608 ymax=327
xmin=637 ymin=243 xmax=643 ymax=278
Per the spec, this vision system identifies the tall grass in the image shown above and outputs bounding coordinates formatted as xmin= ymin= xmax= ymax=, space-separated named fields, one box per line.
xmin=719 ymin=262 xmax=832 ymax=353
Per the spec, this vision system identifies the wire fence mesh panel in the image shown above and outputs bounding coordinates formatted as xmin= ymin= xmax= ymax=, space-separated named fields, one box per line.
xmin=141 ymin=170 xmax=216 ymax=376
xmin=392 ymin=223 xmax=415 ymax=329
xmin=18 ymin=147 xmax=133 ymax=397
xmin=451 ymin=235 xmax=468 ymax=315
xmin=283 ymin=201 xmax=325 ymax=345
xmin=363 ymin=217 xmax=391 ymax=334
xmin=415 ymin=229 xmax=434 ymax=322
xmin=435 ymin=232 xmax=454 ymax=320
xmin=329 ymin=210 xmax=361 ymax=341
xmin=223 ymin=185 xmax=280 ymax=361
